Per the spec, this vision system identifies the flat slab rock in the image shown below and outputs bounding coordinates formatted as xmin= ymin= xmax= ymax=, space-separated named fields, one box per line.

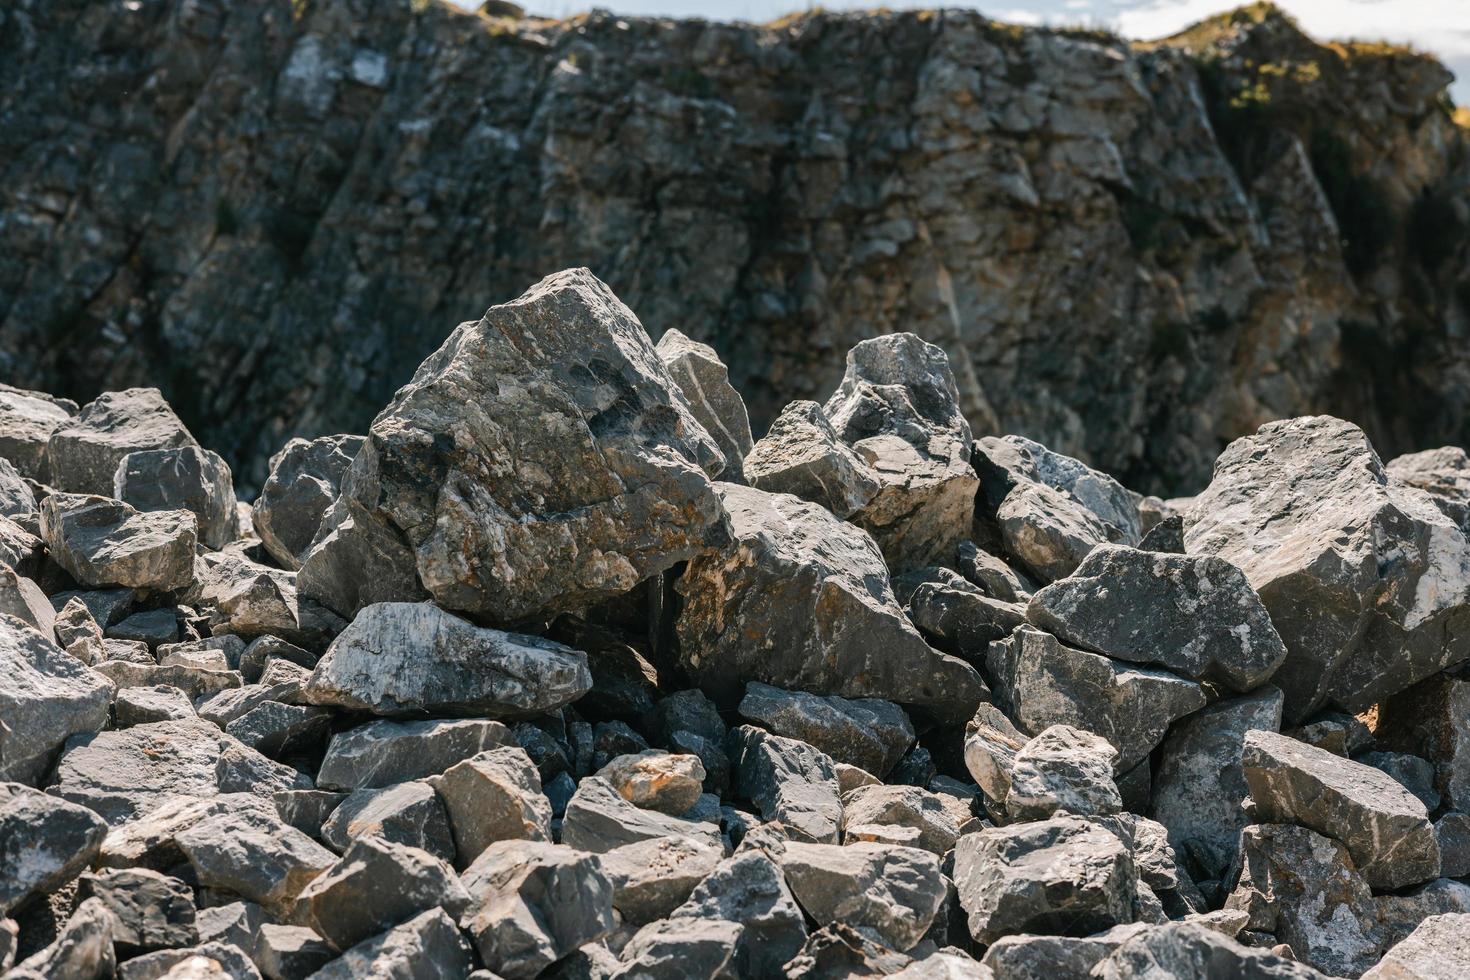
xmin=304 ymin=601 xmax=591 ymax=718
xmin=737 ymin=681 xmax=914 ymax=779
xmin=299 ymin=267 xmax=728 ymax=624
xmin=1241 ymin=729 xmax=1440 ymax=890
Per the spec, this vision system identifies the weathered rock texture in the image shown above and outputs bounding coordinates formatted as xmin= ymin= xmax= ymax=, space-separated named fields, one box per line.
xmin=2 ymin=3 xmax=1467 ymax=495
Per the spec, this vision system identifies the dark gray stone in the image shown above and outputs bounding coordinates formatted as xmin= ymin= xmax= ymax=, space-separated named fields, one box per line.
xmin=306 ymin=908 xmax=473 ymax=980
xmin=841 ymin=784 xmax=962 ymax=857
xmin=175 ymin=808 xmax=336 ymax=917
xmin=744 ymin=400 xmax=881 ymax=522
xmin=9 ymin=896 xmax=116 ymax=980
xmin=0 ymin=615 xmax=111 ymax=785
xmin=0 ymin=783 xmax=108 ymax=914
xmin=670 ymin=849 xmax=808 ymax=978
xmin=430 ymin=746 xmax=551 ymax=868
xmin=614 ymin=917 xmax=744 ymax=980
xmin=1094 ymin=922 xmax=1328 ymax=980
xmin=898 ymin=567 xmax=1028 ymax=659
xmin=253 ymin=923 xmax=334 ymax=980
xmin=106 ymin=607 xmax=180 ymax=646
xmin=76 ymin=868 xmax=197 ymax=955
xmin=252 ymin=435 xmax=365 ymax=571
xmin=46 ymin=388 xmax=197 ymax=497
xmin=115 ymin=446 xmax=239 ymax=550
xmin=315 ymin=718 xmax=514 ymax=791
xmin=738 ymin=682 xmax=914 ymax=779
xmin=600 ymin=835 xmax=724 ymax=926
xmin=730 ymin=725 xmax=842 ymax=844
xmin=561 ymin=775 xmax=721 ymax=853
xmin=115 ymin=685 xmax=198 ymax=726
xmin=318 ymin=782 xmax=454 ymax=863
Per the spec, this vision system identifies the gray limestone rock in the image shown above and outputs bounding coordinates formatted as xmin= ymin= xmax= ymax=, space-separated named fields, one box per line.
xmin=115 ymin=446 xmax=239 ymax=550
xmin=613 ymin=917 xmax=744 ymax=980
xmin=596 ymin=750 xmax=705 ymax=816
xmin=273 ymin=789 xmax=347 ymax=842
xmin=10 ymin=896 xmax=117 ymax=980
xmin=294 ymin=836 xmax=469 ymax=952
xmin=977 ymin=435 xmax=1144 ymax=545
xmin=306 ymin=908 xmax=473 ymax=980
xmin=0 ymin=615 xmax=111 ymax=785
xmin=600 ymin=834 xmax=724 ymax=926
xmin=107 ymin=607 xmax=179 ymax=646
xmin=964 ymin=703 xmax=1029 ymax=813
xmin=898 ymin=567 xmax=1029 ymax=659
xmin=841 ymin=784 xmax=962 ymax=856
xmin=0 ymin=564 xmax=56 ymax=639
xmin=225 ymin=702 xmax=332 ymax=759
xmin=320 ymin=781 xmax=455 ymax=863
xmin=956 ymin=541 xmax=1034 ymax=603
xmin=75 ymin=868 xmax=197 ymax=955
xmin=737 ymin=682 xmax=914 ymax=779
xmin=315 ymin=718 xmax=515 ymax=791
xmin=1185 ymin=416 xmax=1470 ymax=721
xmin=41 ymin=493 xmax=197 ymax=592
xmin=1093 ymin=922 xmax=1327 ymax=980
xmin=1004 ymin=725 xmax=1122 ymax=822
xmin=996 ymin=481 xmax=1117 ymax=584
xmin=96 ymin=660 xmax=243 ymax=703
xmin=823 ymin=333 xmax=977 ymax=572
xmin=97 ymin=794 xmax=280 ymax=872
xmin=253 ymin=924 xmax=333 ymax=980
xmin=953 ymin=814 xmax=1137 ymax=945
xmin=670 ymin=849 xmax=808 ymax=978
xmin=779 ymin=840 xmax=946 ymax=951
xmin=1027 ymin=544 xmax=1288 ymax=692
xmin=115 ymin=685 xmax=198 ymax=726
xmin=1377 ymin=670 xmax=1470 ymax=812
xmin=0 ymin=458 xmax=35 ymax=518
xmin=115 ymin=942 xmax=261 ymax=980
xmin=1388 ymin=447 xmax=1470 ymax=531
xmin=252 ymin=435 xmax=365 ymax=571
xmin=1151 ymin=686 xmax=1285 ymax=882
xmin=730 ymin=725 xmax=843 ymax=844
xmin=458 ymin=839 xmax=615 ymax=980
xmin=53 ymin=718 xmax=311 ymax=824
xmin=299 ymin=268 xmax=727 ymax=624
xmin=0 ymin=515 xmax=43 ymax=578
xmin=430 ymin=746 xmax=552 ymax=867
xmin=305 ymin=601 xmax=591 ymax=718
xmin=1241 ymin=729 xmax=1440 ymax=890
xmin=0 ymin=783 xmax=108 ymax=914
xmin=175 ymin=808 xmax=337 ymax=917
xmin=677 ymin=483 xmax=986 ymax=722
xmin=0 ymin=384 xmax=76 ymax=483
xmin=744 ymin=400 xmax=879 ymax=520
xmin=981 ymin=925 xmax=1151 ymax=980
xmin=46 ymin=388 xmax=198 ymax=497
xmin=53 ymin=596 xmax=105 ymax=665
xmin=985 ymin=626 xmax=1206 ymax=771
xmin=1362 ymin=912 xmax=1470 ymax=980
xmin=561 ymin=775 xmax=721 ymax=853
xmin=656 ymin=327 xmax=755 ymax=480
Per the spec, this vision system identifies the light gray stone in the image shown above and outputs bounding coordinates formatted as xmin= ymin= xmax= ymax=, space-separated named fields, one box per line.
xmin=305 ymin=908 xmax=473 ymax=980
xmin=430 ymin=745 xmax=551 ymax=868
xmin=41 ymin=493 xmax=197 ymax=591
xmin=1362 ymin=912 xmax=1470 ymax=980
xmin=779 ymin=839 xmax=946 ymax=951
xmin=670 ymin=849 xmax=808 ymax=978
xmin=0 ymin=782 xmax=108 ymax=913
xmin=175 ymin=808 xmax=336 ymax=917
xmin=656 ymin=327 xmax=754 ymax=480
xmin=600 ymin=834 xmax=724 ymax=926
xmin=115 ymin=446 xmax=239 ymax=550
xmin=743 ymin=400 xmax=879 ymax=519
xmin=561 ymin=775 xmax=722 ymax=853
xmin=316 ymin=718 xmax=514 ymax=791
xmin=320 ymin=781 xmax=455 ymax=863
xmin=596 ymin=749 xmax=705 ymax=816
xmin=0 ymin=614 xmax=111 ymax=785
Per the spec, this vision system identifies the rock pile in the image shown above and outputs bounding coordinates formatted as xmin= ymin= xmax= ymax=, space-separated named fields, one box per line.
xmin=2 ymin=269 xmax=1469 ymax=979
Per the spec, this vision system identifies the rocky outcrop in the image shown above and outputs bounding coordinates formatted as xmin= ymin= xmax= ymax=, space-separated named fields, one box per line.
xmin=2 ymin=2 xmax=1467 ymax=496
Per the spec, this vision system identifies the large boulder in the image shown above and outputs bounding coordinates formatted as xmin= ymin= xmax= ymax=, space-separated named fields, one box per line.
xmin=0 ymin=782 xmax=108 ymax=913
xmin=304 ymin=602 xmax=591 ymax=717
xmin=0 ymin=383 xmax=76 ymax=483
xmin=822 ymin=333 xmax=977 ymax=571
xmin=676 ymin=483 xmax=986 ymax=721
xmin=40 ymin=494 xmax=197 ymax=592
xmin=655 ymin=328 xmax=754 ymax=480
xmin=985 ymin=625 xmax=1206 ymax=771
xmin=46 ymin=388 xmax=198 ymax=496
xmin=1241 ymin=729 xmax=1441 ymax=890
xmin=0 ymin=615 xmax=111 ymax=784
xmin=114 ymin=447 xmax=239 ymax=550
xmin=252 ymin=434 xmax=365 ymax=570
xmin=778 ymin=840 xmax=946 ymax=951
xmin=1363 ymin=912 xmax=1470 ymax=980
xmin=1388 ymin=447 xmax=1470 ymax=531
xmin=1027 ymin=545 xmax=1287 ymax=692
xmin=298 ymin=268 xmax=728 ymax=624
xmin=1184 ymin=416 xmax=1470 ymax=721
xmin=743 ymin=401 xmax=879 ymax=519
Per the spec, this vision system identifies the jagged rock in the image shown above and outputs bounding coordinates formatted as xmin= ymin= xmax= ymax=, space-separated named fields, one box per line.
xmin=737 ymin=682 xmax=914 ymax=779
xmin=898 ymin=567 xmax=1029 ymax=659
xmin=0 ymin=917 xmax=14 ymax=973
xmin=985 ymin=626 xmax=1206 ymax=770
xmin=0 ymin=783 xmax=108 ymax=913
xmin=76 ymin=869 xmax=197 ymax=955
xmin=841 ymin=784 xmax=962 ymax=856
xmin=1003 ymin=725 xmax=1122 ymax=822
xmin=1372 ymin=878 xmax=1470 ymax=957
xmin=671 ymin=849 xmax=808 ymax=977
xmin=1137 ymin=514 xmax=1185 ymax=553
xmin=252 ymin=435 xmax=365 ymax=570
xmin=46 ymin=388 xmax=198 ymax=496
xmin=0 ymin=515 xmax=43 ymax=577
xmin=239 ymin=635 xmax=316 ymax=684
xmin=956 ymin=541 xmax=1034 ymax=603
xmin=1437 ymin=811 xmax=1470 ymax=877
xmin=116 ymin=942 xmax=262 ymax=980
xmin=781 ymin=922 xmax=913 ymax=978
xmin=54 ymin=596 xmax=105 ymax=664
xmin=657 ymin=327 xmax=754 ymax=479
xmin=822 ymin=333 xmax=977 ymax=571
xmin=1093 ymin=922 xmax=1327 ymax=980
xmin=41 ymin=494 xmax=197 ymax=591
xmin=192 ymin=902 xmax=265 ymax=955
xmin=743 ymin=401 xmax=879 ymax=519
xmin=115 ymin=447 xmax=239 ymax=550
xmin=600 ymin=835 xmax=724 ymax=926
xmin=677 ymin=483 xmax=985 ymax=721
xmin=159 ymin=636 xmax=237 ymax=670
xmin=1388 ymin=447 xmax=1470 ymax=530
xmin=836 ymin=764 xmax=881 ymax=795
xmin=10 ymin=897 xmax=117 ymax=980
xmin=96 ymin=794 xmax=278 ymax=873
xmin=953 ymin=814 xmax=1137 ymax=945
xmin=0 ymin=385 xmax=76 ymax=483
xmin=0 ymin=564 xmax=56 ymax=637
xmin=316 ymin=718 xmax=514 ymax=790
xmin=964 ymin=703 xmax=1029 ymax=812
xmin=730 ymin=726 xmax=843 ymax=844
xmin=430 ymin=746 xmax=551 ymax=867
xmin=300 ymin=268 xmax=727 ymax=624
xmin=116 ymin=685 xmax=198 ymax=726
xmin=97 ymin=661 xmax=243 ymax=703
xmin=273 ymin=789 xmax=345 ymax=841
xmin=305 ymin=601 xmax=591 ymax=717
xmin=0 ymin=615 xmax=111 ymax=784
xmin=597 ymin=750 xmax=706 ymax=815
xmin=1185 ymin=416 xmax=1470 ymax=721
xmin=561 ymin=775 xmax=721 ymax=853
xmin=319 ymin=781 xmax=454 ymax=863
xmin=307 ymin=908 xmax=473 ymax=980
xmin=1242 ymin=729 xmax=1440 ymax=890
xmin=1359 ymin=751 xmax=1441 ymax=810
xmin=995 ymin=481 xmax=1118 ymax=583
xmin=1224 ymin=823 xmax=1380 ymax=977
xmin=225 ymin=701 xmax=332 ymax=758
xmin=981 ymin=924 xmax=1151 ymax=980
xmin=1362 ymin=912 xmax=1470 ymax=980
xmin=1151 ymin=686 xmax=1285 ymax=882
xmin=196 ymin=679 xmax=299 ymax=728
xmin=253 ymin=924 xmax=333 ymax=980
xmin=174 ymin=808 xmax=336 ymax=915
xmin=457 ymin=839 xmax=614 ymax=979
xmin=779 ymin=840 xmax=946 ymax=951
xmin=976 ymin=435 xmax=1144 ymax=545
xmin=0 ymin=459 xmax=36 ymax=517
xmin=53 ymin=718 xmax=311 ymax=824
xmin=294 ymin=836 xmax=469 ymax=952
xmin=614 ymin=917 xmax=744 ymax=980
xmin=1027 ymin=545 xmax=1288 ymax=691
xmin=188 ymin=549 xmax=345 ymax=644
xmin=1377 ymin=670 xmax=1470 ymax=811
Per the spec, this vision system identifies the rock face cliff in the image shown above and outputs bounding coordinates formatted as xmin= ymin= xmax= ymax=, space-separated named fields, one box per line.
xmin=1 ymin=0 xmax=1466 ymax=492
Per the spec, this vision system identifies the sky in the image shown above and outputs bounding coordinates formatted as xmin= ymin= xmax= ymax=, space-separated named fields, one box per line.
xmin=457 ymin=0 xmax=1469 ymax=104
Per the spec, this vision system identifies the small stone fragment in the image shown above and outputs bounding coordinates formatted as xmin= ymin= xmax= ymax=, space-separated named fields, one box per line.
xmin=430 ymin=746 xmax=552 ymax=867
xmin=597 ymin=750 xmax=705 ymax=815
xmin=744 ymin=400 xmax=879 ymax=520
xmin=0 ymin=614 xmax=111 ymax=784
xmin=561 ymin=775 xmax=722 ymax=853
xmin=841 ymin=784 xmax=961 ymax=856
